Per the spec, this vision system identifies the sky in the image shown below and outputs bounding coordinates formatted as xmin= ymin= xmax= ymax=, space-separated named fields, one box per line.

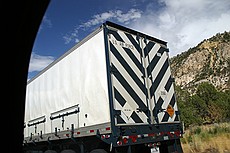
xmin=28 ymin=0 xmax=230 ymax=80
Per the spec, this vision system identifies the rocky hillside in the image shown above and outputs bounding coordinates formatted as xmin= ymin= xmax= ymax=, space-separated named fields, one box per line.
xmin=170 ymin=31 xmax=230 ymax=93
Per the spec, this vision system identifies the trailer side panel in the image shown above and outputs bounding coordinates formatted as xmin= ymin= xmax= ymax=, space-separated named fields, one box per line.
xmin=24 ymin=28 xmax=110 ymax=137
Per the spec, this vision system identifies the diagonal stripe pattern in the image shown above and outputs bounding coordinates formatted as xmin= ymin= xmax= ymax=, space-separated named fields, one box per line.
xmin=108 ymin=29 xmax=179 ymax=125
xmin=142 ymin=39 xmax=179 ymax=123
xmin=109 ymin=29 xmax=148 ymax=124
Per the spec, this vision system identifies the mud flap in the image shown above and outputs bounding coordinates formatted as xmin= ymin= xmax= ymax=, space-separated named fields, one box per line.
xmin=159 ymin=139 xmax=183 ymax=153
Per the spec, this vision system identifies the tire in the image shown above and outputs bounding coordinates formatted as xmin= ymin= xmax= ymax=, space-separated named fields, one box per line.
xmin=90 ymin=149 xmax=108 ymax=153
xmin=60 ymin=149 xmax=76 ymax=153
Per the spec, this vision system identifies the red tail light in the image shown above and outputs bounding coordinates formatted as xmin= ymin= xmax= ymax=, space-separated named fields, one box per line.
xmin=123 ymin=137 xmax=128 ymax=144
xmin=130 ymin=135 xmax=138 ymax=143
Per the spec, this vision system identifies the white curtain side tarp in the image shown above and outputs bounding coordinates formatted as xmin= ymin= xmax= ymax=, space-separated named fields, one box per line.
xmin=24 ymin=30 xmax=110 ymax=136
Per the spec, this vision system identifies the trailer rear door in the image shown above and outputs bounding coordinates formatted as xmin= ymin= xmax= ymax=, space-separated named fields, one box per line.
xmin=107 ymin=28 xmax=150 ymax=125
xmin=106 ymin=26 xmax=180 ymax=126
xmin=141 ymin=38 xmax=179 ymax=124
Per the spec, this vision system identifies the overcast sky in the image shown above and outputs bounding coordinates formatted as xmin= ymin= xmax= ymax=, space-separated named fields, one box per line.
xmin=28 ymin=0 xmax=230 ymax=79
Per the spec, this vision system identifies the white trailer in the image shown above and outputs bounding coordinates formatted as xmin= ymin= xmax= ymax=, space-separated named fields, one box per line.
xmin=23 ymin=21 xmax=183 ymax=153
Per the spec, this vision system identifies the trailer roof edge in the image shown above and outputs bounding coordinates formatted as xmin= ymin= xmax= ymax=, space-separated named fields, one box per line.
xmin=105 ymin=21 xmax=168 ymax=46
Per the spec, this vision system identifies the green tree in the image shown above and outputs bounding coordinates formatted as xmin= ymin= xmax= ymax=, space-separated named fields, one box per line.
xmin=190 ymin=95 xmax=206 ymax=124
xmin=196 ymin=82 xmax=218 ymax=103
xmin=196 ymin=82 xmax=229 ymax=123
xmin=216 ymin=90 xmax=230 ymax=121
xmin=175 ymin=86 xmax=202 ymax=128
xmin=225 ymin=90 xmax=230 ymax=120
xmin=175 ymin=83 xmax=230 ymax=128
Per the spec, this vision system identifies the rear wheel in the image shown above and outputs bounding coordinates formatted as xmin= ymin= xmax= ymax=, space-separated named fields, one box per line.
xmin=114 ymin=145 xmax=151 ymax=153
xmin=159 ymin=139 xmax=183 ymax=153
xmin=90 ymin=149 xmax=108 ymax=153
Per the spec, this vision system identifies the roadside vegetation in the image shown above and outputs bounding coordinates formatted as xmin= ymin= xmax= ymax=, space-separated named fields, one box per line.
xmin=181 ymin=123 xmax=230 ymax=153
xmin=175 ymin=82 xmax=230 ymax=152
xmin=176 ymin=82 xmax=230 ymax=128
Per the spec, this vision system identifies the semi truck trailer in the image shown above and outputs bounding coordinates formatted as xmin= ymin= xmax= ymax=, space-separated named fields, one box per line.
xmin=23 ymin=21 xmax=184 ymax=153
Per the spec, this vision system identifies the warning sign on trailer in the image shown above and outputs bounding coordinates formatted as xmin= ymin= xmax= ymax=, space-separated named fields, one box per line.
xmin=166 ymin=105 xmax=174 ymax=117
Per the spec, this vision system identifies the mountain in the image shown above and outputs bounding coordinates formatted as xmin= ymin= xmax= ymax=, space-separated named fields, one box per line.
xmin=170 ymin=31 xmax=230 ymax=93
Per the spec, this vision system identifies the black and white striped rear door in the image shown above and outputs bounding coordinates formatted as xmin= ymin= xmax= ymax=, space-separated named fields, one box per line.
xmin=108 ymin=29 xmax=150 ymax=125
xmin=142 ymin=38 xmax=180 ymax=124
